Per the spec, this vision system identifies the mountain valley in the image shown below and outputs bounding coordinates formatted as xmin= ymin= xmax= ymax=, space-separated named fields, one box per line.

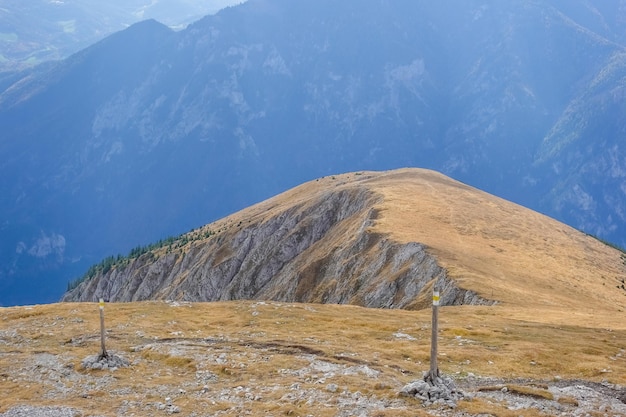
xmin=0 ymin=0 xmax=243 ymax=72
xmin=1 ymin=0 xmax=626 ymax=309
xmin=2 ymin=1 xmax=626 ymax=413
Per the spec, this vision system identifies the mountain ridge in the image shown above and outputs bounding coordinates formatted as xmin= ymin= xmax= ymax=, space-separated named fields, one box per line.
xmin=62 ymin=169 xmax=493 ymax=308
xmin=3 ymin=0 xmax=626 ymax=305
xmin=62 ymin=168 xmax=626 ymax=316
xmin=0 ymin=0 xmax=243 ymax=72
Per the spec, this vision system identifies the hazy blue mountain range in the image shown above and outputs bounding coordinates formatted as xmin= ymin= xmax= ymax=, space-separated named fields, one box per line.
xmin=2 ymin=0 xmax=626 ymax=305
xmin=0 ymin=0 xmax=244 ymax=72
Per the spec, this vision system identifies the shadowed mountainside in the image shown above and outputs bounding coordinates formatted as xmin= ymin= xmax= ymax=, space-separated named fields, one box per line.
xmin=5 ymin=169 xmax=626 ymax=416
xmin=63 ymin=168 xmax=626 ymax=315
xmin=4 ymin=0 xmax=626 ymax=305
xmin=0 ymin=0 xmax=243 ymax=72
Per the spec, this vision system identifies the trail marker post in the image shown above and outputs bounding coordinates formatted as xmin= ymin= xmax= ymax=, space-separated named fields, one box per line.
xmin=427 ymin=288 xmax=440 ymax=383
xmin=98 ymin=298 xmax=108 ymax=359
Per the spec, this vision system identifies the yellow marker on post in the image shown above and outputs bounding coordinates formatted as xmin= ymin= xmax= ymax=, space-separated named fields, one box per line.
xmin=432 ymin=290 xmax=440 ymax=306
xmin=99 ymin=298 xmax=105 ymax=310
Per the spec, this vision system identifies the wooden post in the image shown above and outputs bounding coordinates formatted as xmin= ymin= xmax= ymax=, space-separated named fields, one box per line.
xmin=98 ymin=298 xmax=108 ymax=359
xmin=427 ymin=288 xmax=440 ymax=383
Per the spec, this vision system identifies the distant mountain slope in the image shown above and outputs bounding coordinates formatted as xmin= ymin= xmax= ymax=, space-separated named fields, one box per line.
xmin=0 ymin=0 xmax=244 ymax=72
xmin=63 ymin=169 xmax=626 ymax=314
xmin=3 ymin=0 xmax=626 ymax=305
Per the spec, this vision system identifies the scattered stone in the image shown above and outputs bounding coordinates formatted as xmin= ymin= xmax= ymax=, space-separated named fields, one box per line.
xmin=155 ymin=402 xmax=181 ymax=414
xmin=393 ymin=332 xmax=416 ymax=340
xmin=167 ymin=405 xmax=181 ymax=414
xmin=619 ymin=389 xmax=626 ymax=404
xmin=0 ymin=405 xmax=86 ymax=417
xmin=399 ymin=374 xmax=464 ymax=407
xmin=2 ymin=323 xmax=624 ymax=416
xmin=81 ymin=352 xmax=129 ymax=370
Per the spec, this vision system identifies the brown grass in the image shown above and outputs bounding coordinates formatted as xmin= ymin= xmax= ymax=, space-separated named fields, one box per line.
xmin=204 ymin=168 xmax=625 ymax=326
xmin=140 ymin=350 xmax=196 ymax=370
xmin=365 ymin=169 xmax=625 ymax=315
xmin=3 ymin=169 xmax=625 ymax=414
xmin=557 ymin=395 xmax=579 ymax=406
xmin=478 ymin=384 xmax=554 ymax=400
xmin=0 ymin=300 xmax=624 ymax=416
xmin=459 ymin=397 xmax=549 ymax=417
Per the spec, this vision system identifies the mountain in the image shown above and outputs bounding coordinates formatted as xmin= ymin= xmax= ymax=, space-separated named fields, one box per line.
xmin=0 ymin=0 xmax=245 ymax=72
xmin=2 ymin=169 xmax=626 ymax=416
xmin=63 ymin=168 xmax=626 ymax=314
xmin=3 ymin=0 xmax=626 ymax=305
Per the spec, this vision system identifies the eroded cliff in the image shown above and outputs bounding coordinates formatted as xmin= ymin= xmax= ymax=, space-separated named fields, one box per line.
xmin=62 ymin=173 xmax=491 ymax=309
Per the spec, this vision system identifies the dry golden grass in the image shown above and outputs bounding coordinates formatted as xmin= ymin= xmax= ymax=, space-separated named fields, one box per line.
xmin=4 ymin=169 xmax=625 ymax=414
xmin=458 ymin=397 xmax=549 ymax=417
xmin=186 ymin=169 xmax=625 ymax=316
xmin=365 ymin=169 xmax=625 ymax=313
xmin=557 ymin=395 xmax=580 ymax=406
xmin=0 ymin=300 xmax=624 ymax=415
xmin=477 ymin=384 xmax=554 ymax=400
xmin=155 ymin=169 xmax=625 ymax=310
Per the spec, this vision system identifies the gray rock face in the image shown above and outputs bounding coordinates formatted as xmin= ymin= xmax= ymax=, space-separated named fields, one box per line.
xmin=63 ymin=186 xmax=493 ymax=309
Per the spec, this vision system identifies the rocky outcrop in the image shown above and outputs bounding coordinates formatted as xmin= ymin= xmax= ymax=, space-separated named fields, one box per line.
xmin=62 ymin=184 xmax=493 ymax=309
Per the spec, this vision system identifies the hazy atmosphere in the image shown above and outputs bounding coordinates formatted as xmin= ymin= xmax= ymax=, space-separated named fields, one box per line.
xmin=1 ymin=0 xmax=626 ymax=306
xmin=0 ymin=2 xmax=626 ymax=416
xmin=0 ymin=0 xmax=246 ymax=71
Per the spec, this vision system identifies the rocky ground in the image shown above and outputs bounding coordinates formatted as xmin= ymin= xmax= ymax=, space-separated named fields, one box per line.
xmin=1 ymin=301 xmax=625 ymax=416
xmin=1 ymin=340 xmax=625 ymax=417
